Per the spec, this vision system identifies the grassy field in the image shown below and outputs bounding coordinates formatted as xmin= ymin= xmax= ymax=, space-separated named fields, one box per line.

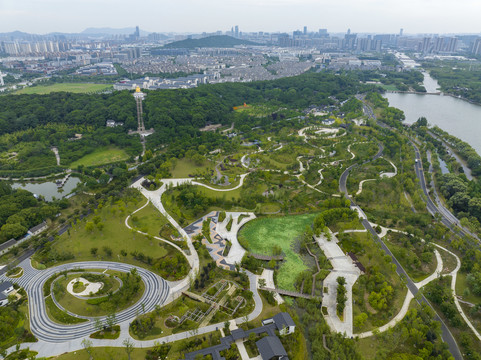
xmin=53 ymin=330 xmax=223 ymax=360
xmin=15 ymin=83 xmax=112 ymax=94
xmin=38 ymin=194 xmax=189 ymax=281
xmin=129 ymin=202 xmax=179 ymax=239
xmin=456 ymin=272 xmax=481 ymax=304
xmin=45 ymin=297 xmax=88 ymax=325
xmin=238 ymin=213 xmax=317 ymax=291
xmin=70 ymin=147 xmax=129 ymax=168
xmin=379 ymin=84 xmax=399 ymax=92
xmin=170 ymin=158 xmax=214 ymax=178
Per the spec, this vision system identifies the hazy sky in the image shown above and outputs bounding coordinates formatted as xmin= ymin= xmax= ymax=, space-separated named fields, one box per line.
xmin=1 ymin=0 xmax=480 ymax=35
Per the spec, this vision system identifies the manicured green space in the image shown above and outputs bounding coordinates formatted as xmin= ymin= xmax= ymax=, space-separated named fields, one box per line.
xmin=15 ymin=83 xmax=112 ymax=94
xmin=169 ymin=157 xmax=214 ymax=178
xmin=90 ymin=325 xmax=120 ymax=339
xmin=70 ymin=146 xmax=129 ymax=168
xmin=45 ymin=297 xmax=88 ymax=325
xmin=259 ymin=202 xmax=281 ymax=214
xmin=53 ymin=272 xmax=129 ymax=317
xmin=379 ymin=84 xmax=399 ymax=91
xmin=238 ymin=213 xmax=317 ymax=291
xmin=456 ymin=272 xmax=481 ymax=305
xmin=129 ymin=202 xmax=180 ymax=239
xmin=5 ymin=267 xmax=23 ymax=278
xmin=54 ymin=330 xmax=223 ymax=360
xmin=34 ymin=192 xmax=190 ymax=281
xmin=438 ymin=247 xmax=458 ymax=275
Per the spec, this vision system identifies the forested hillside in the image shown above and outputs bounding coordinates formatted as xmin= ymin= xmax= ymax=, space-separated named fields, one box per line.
xmin=162 ymin=35 xmax=257 ymax=49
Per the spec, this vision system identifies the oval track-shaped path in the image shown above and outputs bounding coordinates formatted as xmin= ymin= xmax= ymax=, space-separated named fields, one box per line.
xmin=26 ymin=261 xmax=169 ymax=342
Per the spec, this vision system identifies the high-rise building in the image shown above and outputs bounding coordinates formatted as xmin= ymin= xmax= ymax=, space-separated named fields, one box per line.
xmin=303 ymin=26 xmax=307 ymax=35
xmin=319 ymin=29 xmax=328 ymax=37
xmin=400 ymin=28 xmax=404 ymax=36
xmin=235 ymin=25 xmax=239 ymax=38
xmin=135 ymin=26 xmax=140 ymax=39
xmin=446 ymin=37 xmax=458 ymax=53
xmin=472 ymin=38 xmax=481 ymax=55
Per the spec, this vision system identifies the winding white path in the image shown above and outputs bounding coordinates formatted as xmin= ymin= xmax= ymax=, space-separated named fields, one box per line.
xmin=433 ymin=243 xmax=481 ymax=342
xmin=380 ymin=158 xmax=398 ymax=178
xmin=355 ymin=249 xmax=443 ymax=338
xmin=356 ymin=179 xmax=376 ymax=195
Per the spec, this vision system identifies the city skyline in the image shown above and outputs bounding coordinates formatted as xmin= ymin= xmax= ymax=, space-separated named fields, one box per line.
xmin=1 ymin=0 xmax=481 ymax=35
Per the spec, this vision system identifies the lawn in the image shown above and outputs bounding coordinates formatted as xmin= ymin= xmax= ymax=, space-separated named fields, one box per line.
xmin=35 ymin=193 xmax=189 ymax=281
xmin=54 ymin=330 xmax=223 ymax=360
xmin=238 ymin=213 xmax=317 ymax=291
xmin=129 ymin=202 xmax=180 ymax=239
xmin=379 ymin=84 xmax=399 ymax=92
xmin=70 ymin=147 xmax=129 ymax=168
xmin=15 ymin=83 xmax=112 ymax=94
xmin=456 ymin=272 xmax=481 ymax=304
xmin=170 ymin=158 xmax=214 ymax=178
xmin=45 ymin=297 xmax=88 ymax=325
xmin=54 ymin=272 xmax=135 ymax=317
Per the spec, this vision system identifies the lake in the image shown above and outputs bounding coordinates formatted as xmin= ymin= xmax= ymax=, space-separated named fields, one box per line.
xmin=384 ymin=72 xmax=481 ymax=155
xmin=12 ymin=176 xmax=81 ymax=201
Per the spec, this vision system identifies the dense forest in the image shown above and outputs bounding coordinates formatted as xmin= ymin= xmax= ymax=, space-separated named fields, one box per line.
xmin=0 ymin=72 xmax=371 ymax=139
xmin=0 ymin=182 xmax=61 ymax=243
xmin=424 ymin=61 xmax=481 ymax=104
xmin=0 ymin=91 xmax=137 ymax=134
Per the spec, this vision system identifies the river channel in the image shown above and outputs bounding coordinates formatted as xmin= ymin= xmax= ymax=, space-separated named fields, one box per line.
xmin=384 ymin=72 xmax=481 ymax=155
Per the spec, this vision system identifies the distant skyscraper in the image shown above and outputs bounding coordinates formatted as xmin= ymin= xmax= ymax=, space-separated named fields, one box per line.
xmin=400 ymin=28 xmax=404 ymax=36
xmin=472 ymin=38 xmax=481 ymax=55
xmin=235 ymin=25 xmax=239 ymax=38
xmin=303 ymin=26 xmax=307 ymax=35
xmin=347 ymin=28 xmax=351 ymax=35
xmin=135 ymin=26 xmax=140 ymax=39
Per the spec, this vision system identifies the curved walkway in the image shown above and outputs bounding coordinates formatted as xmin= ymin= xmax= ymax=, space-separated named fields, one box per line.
xmin=433 ymin=243 xmax=481 ymax=342
xmin=380 ymin=158 xmax=398 ymax=178
xmin=27 ymin=261 xmax=170 ymax=342
xmin=356 ymin=248 xmax=443 ymax=338
xmin=356 ymin=179 xmax=376 ymax=195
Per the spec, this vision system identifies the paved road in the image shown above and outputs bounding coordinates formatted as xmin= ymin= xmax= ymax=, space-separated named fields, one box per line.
xmin=339 ymin=127 xmax=463 ymax=360
xmin=410 ymin=139 xmax=479 ymax=242
xmin=11 ymin=260 xmax=170 ymax=343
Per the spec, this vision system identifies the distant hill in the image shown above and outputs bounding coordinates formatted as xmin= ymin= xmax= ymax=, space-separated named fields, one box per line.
xmin=163 ymin=35 xmax=258 ymax=49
